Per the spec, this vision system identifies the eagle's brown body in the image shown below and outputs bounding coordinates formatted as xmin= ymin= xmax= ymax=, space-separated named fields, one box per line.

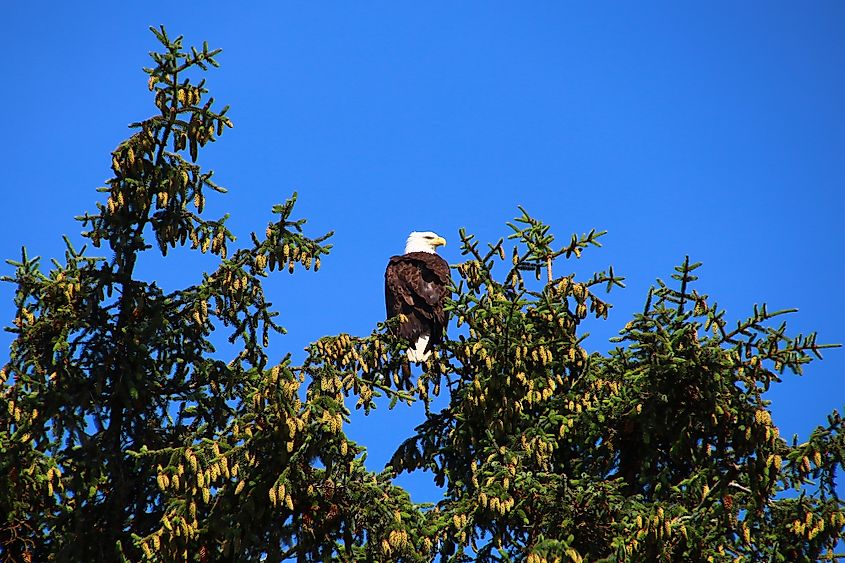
xmin=384 ymin=251 xmax=450 ymax=361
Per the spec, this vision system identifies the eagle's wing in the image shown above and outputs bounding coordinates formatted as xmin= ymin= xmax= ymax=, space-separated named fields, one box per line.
xmin=385 ymin=256 xmax=412 ymax=316
xmin=415 ymin=254 xmax=451 ymax=308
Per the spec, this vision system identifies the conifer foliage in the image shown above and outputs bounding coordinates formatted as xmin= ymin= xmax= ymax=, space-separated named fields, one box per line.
xmin=2 ymin=29 xmax=843 ymax=562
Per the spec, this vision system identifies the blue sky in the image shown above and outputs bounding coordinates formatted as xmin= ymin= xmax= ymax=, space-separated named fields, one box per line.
xmin=2 ymin=3 xmax=843 ymax=503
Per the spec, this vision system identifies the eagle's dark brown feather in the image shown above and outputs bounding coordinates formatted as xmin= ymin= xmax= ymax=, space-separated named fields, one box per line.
xmin=384 ymin=251 xmax=450 ymax=356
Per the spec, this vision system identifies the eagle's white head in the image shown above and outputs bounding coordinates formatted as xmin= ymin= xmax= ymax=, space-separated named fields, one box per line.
xmin=405 ymin=231 xmax=447 ymax=254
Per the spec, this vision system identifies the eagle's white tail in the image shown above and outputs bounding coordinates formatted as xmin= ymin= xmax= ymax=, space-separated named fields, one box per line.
xmin=407 ymin=334 xmax=431 ymax=363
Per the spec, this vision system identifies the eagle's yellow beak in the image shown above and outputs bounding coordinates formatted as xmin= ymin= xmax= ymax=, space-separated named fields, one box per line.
xmin=433 ymin=236 xmax=447 ymax=247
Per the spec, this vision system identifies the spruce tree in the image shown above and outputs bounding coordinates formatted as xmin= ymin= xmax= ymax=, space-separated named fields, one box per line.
xmin=0 ymin=28 xmax=424 ymax=562
xmin=2 ymin=28 xmax=843 ymax=562
xmin=390 ymin=225 xmax=844 ymax=561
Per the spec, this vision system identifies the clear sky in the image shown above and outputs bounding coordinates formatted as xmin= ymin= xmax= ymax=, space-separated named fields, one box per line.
xmin=2 ymin=3 xmax=843 ymax=503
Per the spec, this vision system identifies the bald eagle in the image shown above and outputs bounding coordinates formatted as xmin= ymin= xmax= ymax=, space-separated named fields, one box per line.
xmin=385 ymin=231 xmax=450 ymax=362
